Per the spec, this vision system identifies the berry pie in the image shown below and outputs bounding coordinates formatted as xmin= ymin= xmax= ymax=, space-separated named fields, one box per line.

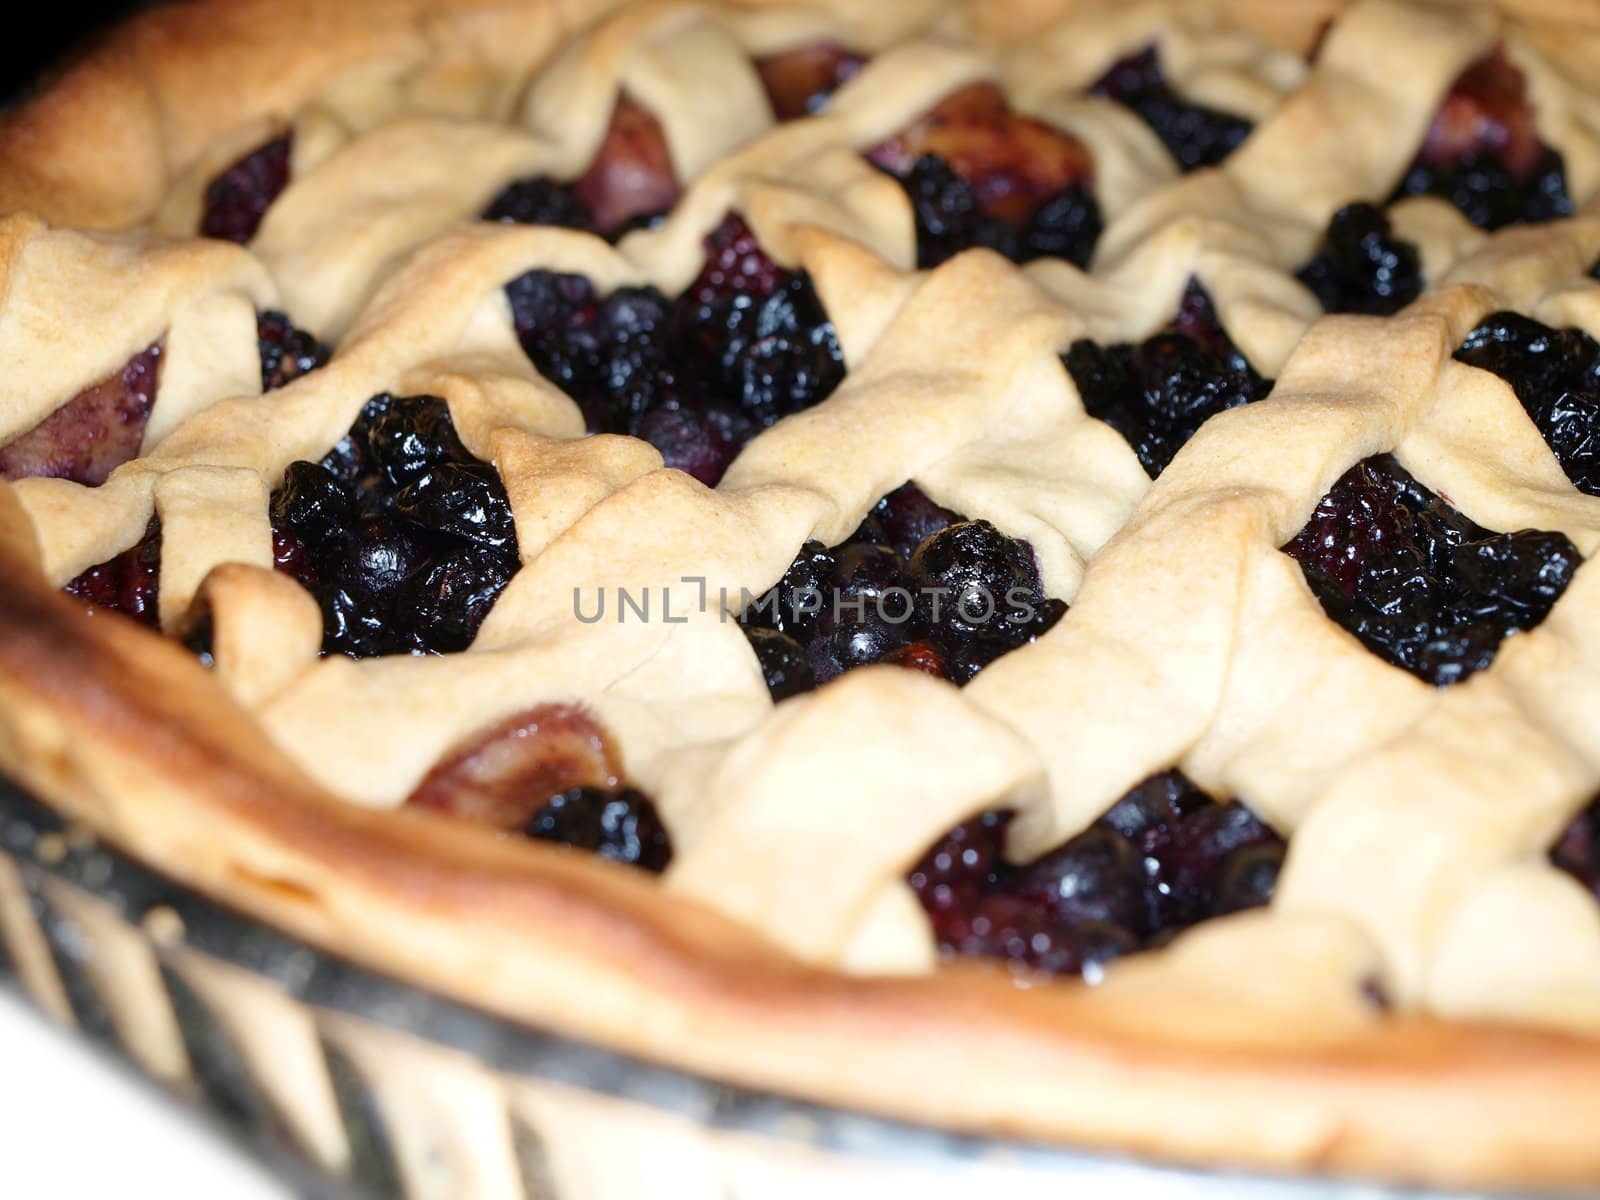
xmin=4 ymin=0 xmax=1600 ymax=1189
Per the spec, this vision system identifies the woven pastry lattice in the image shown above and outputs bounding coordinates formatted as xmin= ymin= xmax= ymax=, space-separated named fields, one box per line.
xmin=5 ymin=0 xmax=1600 ymax=1033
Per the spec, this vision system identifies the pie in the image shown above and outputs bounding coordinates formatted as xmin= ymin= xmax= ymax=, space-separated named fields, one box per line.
xmin=3 ymin=0 xmax=1600 ymax=1190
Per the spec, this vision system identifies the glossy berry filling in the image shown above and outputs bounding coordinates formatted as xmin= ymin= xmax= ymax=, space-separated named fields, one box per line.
xmin=200 ymin=135 xmax=292 ymax=244
xmin=0 ymin=341 xmax=162 ymax=486
xmin=867 ymin=83 xmax=1102 ymax=269
xmin=1282 ymin=454 xmax=1579 ymax=685
xmin=1296 ymin=203 xmax=1423 ymax=316
xmin=740 ymin=483 xmax=1067 ymax=696
xmin=1062 ymin=281 xmax=1271 ymax=477
xmin=908 ymin=770 xmax=1284 ymax=977
xmin=1453 ymin=312 xmax=1600 ymax=497
xmin=484 ymin=93 xmax=678 ymax=240
xmin=63 ymin=517 xmax=162 ymax=628
xmin=525 ymin=787 xmax=672 ymax=871
xmin=507 ymin=213 xmax=844 ymax=485
xmin=1389 ymin=50 xmax=1571 ymax=230
xmin=271 ymin=394 xmax=520 ymax=658
xmin=404 ymin=704 xmax=672 ymax=871
xmin=257 ymin=309 xmax=332 ymax=392
xmin=1090 ymin=45 xmax=1253 ymax=171
xmin=755 ymin=43 xmax=868 ymax=121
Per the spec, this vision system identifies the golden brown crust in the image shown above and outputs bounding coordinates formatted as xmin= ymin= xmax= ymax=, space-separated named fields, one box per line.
xmin=6 ymin=509 xmax=1600 ymax=1191
xmin=7 ymin=0 xmax=1600 ymax=1191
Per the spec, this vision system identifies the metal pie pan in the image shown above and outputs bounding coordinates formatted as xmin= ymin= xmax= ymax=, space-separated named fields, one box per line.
xmin=0 ymin=777 xmax=1493 ymax=1200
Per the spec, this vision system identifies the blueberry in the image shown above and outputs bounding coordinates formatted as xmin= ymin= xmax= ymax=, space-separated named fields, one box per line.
xmin=1063 ymin=284 xmax=1270 ymax=477
xmin=394 ymin=461 xmax=517 ymax=549
xmin=525 ymin=786 xmax=673 ymax=871
xmin=1283 ymin=454 xmax=1579 ymax=684
xmin=272 ymin=460 xmax=357 ymax=545
xmin=365 ymin=394 xmax=474 ymax=486
xmin=394 ymin=544 xmax=518 ymax=654
xmin=1096 ymin=770 xmax=1211 ymax=847
xmin=1011 ymin=827 xmax=1147 ymax=933
xmin=1296 ymin=203 xmax=1422 ymax=316
xmin=1455 ymin=313 xmax=1600 ymax=496
xmin=744 ymin=626 xmax=814 ymax=700
xmin=257 ymin=309 xmax=331 ymax=391
xmin=1212 ymin=842 xmax=1285 ymax=915
xmin=769 ymin=541 xmax=835 ymax=637
xmin=634 ymin=405 xmax=733 ymax=485
xmin=1147 ymin=802 xmax=1280 ymax=929
xmin=329 ymin=517 xmax=429 ymax=607
xmin=873 ymin=483 xmax=959 ymax=560
xmin=908 ymin=520 xmax=1040 ymax=638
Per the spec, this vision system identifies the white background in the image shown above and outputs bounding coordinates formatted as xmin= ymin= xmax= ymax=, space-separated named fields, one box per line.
xmin=0 ymin=988 xmax=289 ymax=1199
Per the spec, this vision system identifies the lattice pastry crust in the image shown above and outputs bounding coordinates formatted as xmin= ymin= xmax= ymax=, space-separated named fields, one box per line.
xmin=6 ymin=0 xmax=1600 ymax=1187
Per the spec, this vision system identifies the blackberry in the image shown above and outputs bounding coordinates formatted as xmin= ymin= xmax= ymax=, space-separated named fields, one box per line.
xmin=1389 ymin=149 xmax=1572 ymax=231
xmin=200 ymin=135 xmax=292 ymax=244
xmin=63 ymin=518 xmax=162 ymax=628
xmin=482 ymin=177 xmax=593 ymax=229
xmin=893 ymin=155 xmax=1102 ymax=269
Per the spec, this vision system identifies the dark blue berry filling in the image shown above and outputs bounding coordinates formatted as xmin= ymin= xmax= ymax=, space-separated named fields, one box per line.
xmin=1387 ymin=51 xmax=1571 ymax=231
xmin=1296 ymin=203 xmax=1423 ymax=316
xmin=890 ymin=156 xmax=1103 ymax=270
xmin=526 ymin=786 xmax=672 ymax=871
xmin=1062 ymin=281 xmax=1271 ymax=477
xmin=507 ymin=213 xmax=844 ymax=485
xmin=908 ymin=770 xmax=1284 ymax=977
xmin=740 ymin=484 xmax=1067 ymax=695
xmin=200 ymin=135 xmax=292 ymax=244
xmin=256 ymin=309 xmax=331 ymax=391
xmin=1390 ymin=148 xmax=1571 ymax=233
xmin=484 ymin=95 xmax=678 ymax=239
xmin=402 ymin=703 xmax=672 ymax=871
xmin=1454 ymin=312 xmax=1600 ymax=497
xmin=1089 ymin=45 xmax=1254 ymax=171
xmin=1282 ymin=454 xmax=1579 ymax=686
xmin=867 ymin=83 xmax=1102 ymax=270
xmin=270 ymin=394 xmax=520 ymax=658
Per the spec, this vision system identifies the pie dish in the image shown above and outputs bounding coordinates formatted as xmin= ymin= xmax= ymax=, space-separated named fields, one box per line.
xmin=5 ymin=0 xmax=1600 ymax=1192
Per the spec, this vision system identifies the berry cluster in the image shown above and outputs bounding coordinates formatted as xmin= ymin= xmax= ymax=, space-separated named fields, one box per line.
xmin=271 ymin=394 xmax=520 ymax=657
xmin=1062 ymin=282 xmax=1271 ymax=477
xmin=1090 ymin=46 xmax=1254 ymax=171
xmin=1296 ymin=203 xmax=1423 ymax=316
xmin=1454 ymin=312 xmax=1600 ymax=497
xmin=508 ymin=213 xmax=844 ymax=485
xmin=741 ymin=484 xmax=1066 ymax=696
xmin=909 ymin=771 xmax=1284 ymax=977
xmin=1283 ymin=455 xmax=1579 ymax=685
